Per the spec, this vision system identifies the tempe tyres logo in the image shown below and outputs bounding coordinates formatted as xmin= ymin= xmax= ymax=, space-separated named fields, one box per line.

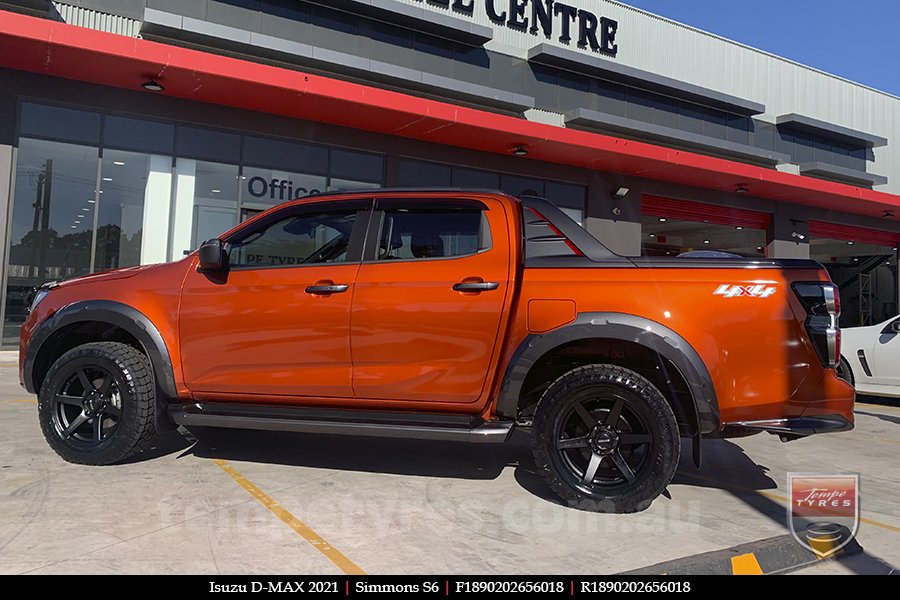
xmin=788 ymin=474 xmax=859 ymax=558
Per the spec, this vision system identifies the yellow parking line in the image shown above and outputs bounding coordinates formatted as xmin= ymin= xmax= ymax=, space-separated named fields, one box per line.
xmin=731 ymin=552 xmax=763 ymax=575
xmin=680 ymin=472 xmax=900 ymax=533
xmin=212 ymin=459 xmax=365 ymax=575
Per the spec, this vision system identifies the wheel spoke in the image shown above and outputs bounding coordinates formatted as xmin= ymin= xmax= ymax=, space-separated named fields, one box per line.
xmin=93 ymin=417 xmax=102 ymax=442
xmin=582 ymin=452 xmax=603 ymax=485
xmin=557 ymin=435 xmax=590 ymax=450
xmin=611 ymin=451 xmax=636 ymax=482
xmin=62 ymin=412 xmax=89 ymax=439
xmin=76 ymin=369 xmax=95 ymax=394
xmin=97 ymin=374 xmax=113 ymax=395
xmin=605 ymin=397 xmax=625 ymax=427
xmin=103 ymin=405 xmax=121 ymax=418
xmin=573 ymin=402 xmax=598 ymax=428
xmin=54 ymin=394 xmax=83 ymax=407
xmin=619 ymin=433 xmax=652 ymax=446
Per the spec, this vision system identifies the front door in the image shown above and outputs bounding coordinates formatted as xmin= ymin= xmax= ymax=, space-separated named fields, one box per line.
xmin=351 ymin=197 xmax=511 ymax=404
xmin=179 ymin=200 xmax=370 ymax=399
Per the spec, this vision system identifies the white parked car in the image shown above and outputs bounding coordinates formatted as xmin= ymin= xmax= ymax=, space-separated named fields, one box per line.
xmin=838 ymin=315 xmax=900 ymax=397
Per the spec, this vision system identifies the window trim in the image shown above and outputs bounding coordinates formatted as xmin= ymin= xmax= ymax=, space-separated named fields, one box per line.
xmin=223 ymin=199 xmax=373 ymax=271
xmin=362 ymin=199 xmax=492 ymax=263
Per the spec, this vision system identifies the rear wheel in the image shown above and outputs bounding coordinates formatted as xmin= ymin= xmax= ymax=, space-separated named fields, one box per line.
xmin=531 ymin=364 xmax=680 ymax=513
xmin=38 ymin=342 xmax=156 ymax=465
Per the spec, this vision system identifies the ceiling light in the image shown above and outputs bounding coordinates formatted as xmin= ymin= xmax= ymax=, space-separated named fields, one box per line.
xmin=703 ymin=239 xmax=710 ymax=244
xmin=756 ymin=246 xmax=763 ymax=251
xmin=658 ymin=218 xmax=667 ymax=223
xmin=211 ymin=189 xmax=221 ymax=194
xmin=102 ymin=177 xmax=112 ymax=182
xmin=853 ymin=258 xmax=859 ymax=262
xmin=847 ymin=241 xmax=854 ymax=245
xmin=70 ymin=225 xmax=77 ymax=229
xmin=113 ymin=161 xmax=125 ymax=166
xmin=735 ymin=226 xmax=743 ymax=230
xmin=883 ymin=211 xmax=894 ymax=219
xmin=612 ymin=187 xmax=629 ymax=199
xmin=88 ymin=199 xmax=96 ymax=204
xmin=736 ymin=184 xmax=748 ymax=193
xmin=74 ymin=220 xmax=80 ymax=224
xmin=649 ymin=233 xmax=656 ymax=238
xmin=141 ymin=79 xmax=164 ymax=92
xmin=512 ymin=146 xmax=528 ymax=156
xmin=98 ymin=190 xmax=104 ymax=194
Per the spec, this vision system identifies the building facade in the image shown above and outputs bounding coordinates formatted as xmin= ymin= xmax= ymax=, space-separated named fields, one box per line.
xmin=1 ymin=0 xmax=900 ymax=347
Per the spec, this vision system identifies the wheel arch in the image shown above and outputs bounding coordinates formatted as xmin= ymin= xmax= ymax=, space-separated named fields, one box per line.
xmin=496 ymin=313 xmax=719 ymax=465
xmin=24 ymin=301 xmax=178 ymax=406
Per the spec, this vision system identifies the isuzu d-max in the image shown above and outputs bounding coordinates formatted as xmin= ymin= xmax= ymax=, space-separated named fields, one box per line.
xmin=20 ymin=189 xmax=854 ymax=512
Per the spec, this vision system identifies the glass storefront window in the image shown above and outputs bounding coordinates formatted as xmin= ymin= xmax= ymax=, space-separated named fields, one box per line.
xmin=172 ymin=159 xmax=240 ymax=258
xmin=397 ymin=158 xmax=586 ymax=223
xmin=95 ymin=150 xmax=172 ymax=271
xmin=241 ymin=166 xmax=327 ymax=210
xmin=4 ymin=138 xmax=99 ymax=344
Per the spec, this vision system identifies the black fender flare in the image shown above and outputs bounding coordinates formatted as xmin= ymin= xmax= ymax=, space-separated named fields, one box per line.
xmin=23 ymin=300 xmax=178 ymax=402
xmin=496 ymin=312 xmax=719 ymax=442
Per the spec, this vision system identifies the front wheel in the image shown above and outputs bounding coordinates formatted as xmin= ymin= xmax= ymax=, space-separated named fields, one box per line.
xmin=531 ymin=364 xmax=680 ymax=513
xmin=38 ymin=342 xmax=157 ymax=465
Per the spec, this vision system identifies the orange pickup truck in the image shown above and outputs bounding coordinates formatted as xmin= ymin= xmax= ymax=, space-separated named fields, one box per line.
xmin=19 ymin=189 xmax=854 ymax=512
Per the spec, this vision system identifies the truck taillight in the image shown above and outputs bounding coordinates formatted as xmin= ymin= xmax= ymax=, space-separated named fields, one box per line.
xmin=793 ymin=282 xmax=840 ymax=368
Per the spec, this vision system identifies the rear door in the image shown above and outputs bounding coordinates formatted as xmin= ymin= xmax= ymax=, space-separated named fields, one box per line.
xmin=350 ymin=197 xmax=511 ymax=404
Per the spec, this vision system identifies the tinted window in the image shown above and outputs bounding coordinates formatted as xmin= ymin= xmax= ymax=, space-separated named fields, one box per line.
xmin=230 ymin=209 xmax=358 ymax=267
xmin=19 ymin=103 xmax=101 ymax=144
xmin=377 ymin=206 xmax=490 ymax=260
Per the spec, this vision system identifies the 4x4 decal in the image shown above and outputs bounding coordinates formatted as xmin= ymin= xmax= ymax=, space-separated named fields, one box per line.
xmin=713 ymin=284 xmax=777 ymax=298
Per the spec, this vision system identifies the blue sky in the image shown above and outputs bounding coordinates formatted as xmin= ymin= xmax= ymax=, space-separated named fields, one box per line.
xmin=621 ymin=1 xmax=900 ymax=96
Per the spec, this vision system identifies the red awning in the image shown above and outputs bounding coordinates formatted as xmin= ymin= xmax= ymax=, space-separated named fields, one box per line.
xmin=1 ymin=11 xmax=898 ymax=219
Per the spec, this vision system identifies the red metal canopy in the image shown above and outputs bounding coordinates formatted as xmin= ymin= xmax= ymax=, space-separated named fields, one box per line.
xmin=1 ymin=11 xmax=898 ymax=219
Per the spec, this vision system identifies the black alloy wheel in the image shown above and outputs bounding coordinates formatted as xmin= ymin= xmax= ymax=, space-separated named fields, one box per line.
xmin=38 ymin=342 xmax=157 ymax=465
xmin=49 ymin=362 xmax=122 ymax=451
xmin=532 ymin=364 xmax=680 ymax=513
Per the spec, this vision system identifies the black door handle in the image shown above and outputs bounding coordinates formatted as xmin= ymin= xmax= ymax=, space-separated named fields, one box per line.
xmin=452 ymin=281 xmax=500 ymax=292
xmin=305 ymin=284 xmax=349 ymax=295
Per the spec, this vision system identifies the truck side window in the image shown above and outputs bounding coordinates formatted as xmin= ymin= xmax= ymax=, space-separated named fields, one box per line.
xmin=377 ymin=207 xmax=491 ymax=261
xmin=229 ymin=209 xmax=357 ymax=268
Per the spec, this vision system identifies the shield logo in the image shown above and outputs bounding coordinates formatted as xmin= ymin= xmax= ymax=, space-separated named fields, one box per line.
xmin=788 ymin=473 xmax=859 ymax=558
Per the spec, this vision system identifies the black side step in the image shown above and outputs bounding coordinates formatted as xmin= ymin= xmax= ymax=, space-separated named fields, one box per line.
xmin=169 ymin=402 xmax=514 ymax=444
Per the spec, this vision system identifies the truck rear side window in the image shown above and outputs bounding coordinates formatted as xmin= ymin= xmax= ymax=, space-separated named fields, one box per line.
xmin=377 ymin=207 xmax=491 ymax=261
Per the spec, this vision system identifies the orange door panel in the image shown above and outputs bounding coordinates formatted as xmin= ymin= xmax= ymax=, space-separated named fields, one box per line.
xmin=351 ymin=200 xmax=510 ymax=404
xmin=180 ymin=264 xmax=359 ymax=397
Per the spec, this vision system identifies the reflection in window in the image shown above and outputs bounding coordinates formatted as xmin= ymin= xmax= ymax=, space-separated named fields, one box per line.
xmin=95 ymin=150 xmax=172 ymax=270
xmin=378 ymin=207 xmax=490 ymax=260
xmin=4 ymin=139 xmax=99 ymax=344
xmin=172 ymin=159 xmax=239 ymax=257
xmin=230 ymin=209 xmax=358 ymax=267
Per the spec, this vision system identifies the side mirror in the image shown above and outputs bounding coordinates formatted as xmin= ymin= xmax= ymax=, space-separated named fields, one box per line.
xmin=892 ymin=320 xmax=900 ymax=334
xmin=197 ymin=238 xmax=227 ymax=273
